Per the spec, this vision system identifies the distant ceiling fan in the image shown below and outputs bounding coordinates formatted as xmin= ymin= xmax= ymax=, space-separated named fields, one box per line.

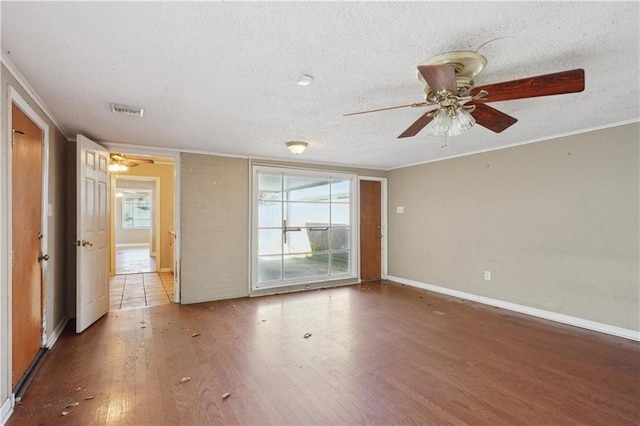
xmin=344 ymin=51 xmax=585 ymax=138
xmin=109 ymin=153 xmax=154 ymax=172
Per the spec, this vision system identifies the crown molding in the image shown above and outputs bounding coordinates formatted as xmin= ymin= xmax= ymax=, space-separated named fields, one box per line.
xmin=386 ymin=119 xmax=640 ymax=171
xmin=1 ymin=52 xmax=69 ymax=138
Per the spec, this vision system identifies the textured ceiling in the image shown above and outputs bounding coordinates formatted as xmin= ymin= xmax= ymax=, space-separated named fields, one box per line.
xmin=2 ymin=2 xmax=638 ymax=170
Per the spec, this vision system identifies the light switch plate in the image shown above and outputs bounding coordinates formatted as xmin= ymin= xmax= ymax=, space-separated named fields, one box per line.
xmin=396 ymin=206 xmax=404 ymax=214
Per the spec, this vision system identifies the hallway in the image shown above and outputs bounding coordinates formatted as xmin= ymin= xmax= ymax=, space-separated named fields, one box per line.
xmin=109 ymin=272 xmax=174 ymax=311
xmin=115 ymin=245 xmax=156 ymax=274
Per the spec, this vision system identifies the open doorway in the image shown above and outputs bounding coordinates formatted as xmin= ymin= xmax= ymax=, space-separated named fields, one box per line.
xmin=114 ymin=183 xmax=157 ymax=274
xmin=108 ymin=153 xmax=176 ymax=310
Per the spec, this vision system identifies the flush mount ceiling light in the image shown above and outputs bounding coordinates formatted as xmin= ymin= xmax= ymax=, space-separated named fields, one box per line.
xmin=297 ymin=75 xmax=314 ymax=86
xmin=110 ymin=103 xmax=144 ymax=117
xmin=286 ymin=141 xmax=308 ymax=154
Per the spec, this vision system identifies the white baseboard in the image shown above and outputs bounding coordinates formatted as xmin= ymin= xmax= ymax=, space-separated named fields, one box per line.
xmin=387 ymin=275 xmax=640 ymax=342
xmin=46 ymin=316 xmax=69 ymax=349
xmin=0 ymin=396 xmax=13 ymax=426
xmin=159 ymin=267 xmax=173 ymax=273
xmin=115 ymin=243 xmax=150 ymax=248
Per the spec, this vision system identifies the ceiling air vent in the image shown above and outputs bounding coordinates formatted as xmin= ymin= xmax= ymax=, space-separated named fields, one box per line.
xmin=110 ymin=103 xmax=144 ymax=118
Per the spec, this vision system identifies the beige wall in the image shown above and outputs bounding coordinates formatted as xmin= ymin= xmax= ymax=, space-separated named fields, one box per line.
xmin=388 ymin=123 xmax=639 ymax=331
xmin=179 ymin=154 xmax=388 ymax=304
xmin=1 ymin=64 xmax=69 ymax=410
xmin=180 ymin=153 xmax=249 ymax=303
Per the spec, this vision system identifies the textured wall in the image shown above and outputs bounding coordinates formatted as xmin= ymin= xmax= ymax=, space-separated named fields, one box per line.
xmin=388 ymin=123 xmax=639 ymax=331
xmin=180 ymin=153 xmax=249 ymax=303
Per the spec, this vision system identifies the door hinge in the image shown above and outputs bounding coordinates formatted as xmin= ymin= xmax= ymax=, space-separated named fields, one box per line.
xmin=11 ymin=250 xmax=14 ymax=266
xmin=11 ymin=129 xmax=25 ymax=148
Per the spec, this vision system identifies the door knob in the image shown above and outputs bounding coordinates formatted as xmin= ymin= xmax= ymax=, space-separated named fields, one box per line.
xmin=38 ymin=253 xmax=49 ymax=262
xmin=81 ymin=240 xmax=93 ymax=247
xmin=376 ymin=234 xmax=382 ymax=238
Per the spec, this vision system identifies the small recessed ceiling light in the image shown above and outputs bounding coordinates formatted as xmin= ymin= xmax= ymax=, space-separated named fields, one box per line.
xmin=286 ymin=141 xmax=309 ymax=154
xmin=297 ymin=75 xmax=314 ymax=86
xmin=111 ymin=103 xmax=144 ymax=117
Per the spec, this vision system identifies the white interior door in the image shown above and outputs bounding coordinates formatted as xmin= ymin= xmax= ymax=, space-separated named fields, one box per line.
xmin=76 ymin=134 xmax=110 ymax=333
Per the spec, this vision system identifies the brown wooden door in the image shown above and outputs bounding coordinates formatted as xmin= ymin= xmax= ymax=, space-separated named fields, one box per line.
xmin=12 ymin=103 xmax=44 ymax=386
xmin=360 ymin=180 xmax=381 ymax=281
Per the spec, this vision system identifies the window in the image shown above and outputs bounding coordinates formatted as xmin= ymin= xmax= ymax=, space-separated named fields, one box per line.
xmin=252 ymin=166 xmax=357 ymax=290
xmin=121 ymin=192 xmax=151 ymax=229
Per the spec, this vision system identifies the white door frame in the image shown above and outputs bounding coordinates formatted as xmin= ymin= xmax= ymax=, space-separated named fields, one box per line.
xmin=4 ymin=86 xmax=50 ymax=403
xmin=102 ymin=143 xmax=181 ymax=303
xmin=6 ymin=87 xmax=50 ymax=340
xmin=111 ymin=175 xmax=161 ymax=273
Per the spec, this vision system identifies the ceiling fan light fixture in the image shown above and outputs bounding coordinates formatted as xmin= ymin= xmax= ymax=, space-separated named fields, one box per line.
xmin=286 ymin=141 xmax=309 ymax=154
xmin=448 ymin=107 xmax=476 ymax=137
xmin=428 ymin=109 xmax=451 ymax=136
xmin=428 ymin=106 xmax=475 ymax=138
xmin=108 ymin=162 xmax=128 ymax=172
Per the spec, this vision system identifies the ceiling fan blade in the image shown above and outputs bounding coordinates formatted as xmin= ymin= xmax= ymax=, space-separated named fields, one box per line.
xmin=111 ymin=153 xmax=126 ymax=161
xmin=344 ymin=102 xmax=428 ymax=117
xmin=132 ymin=158 xmax=154 ymax=164
xmin=398 ymin=109 xmax=437 ymax=138
xmin=473 ymin=68 xmax=585 ymax=102
xmin=418 ymin=65 xmax=458 ymax=95
xmin=471 ymin=104 xmax=518 ymax=133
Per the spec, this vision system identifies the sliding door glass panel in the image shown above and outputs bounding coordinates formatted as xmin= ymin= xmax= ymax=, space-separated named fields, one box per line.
xmin=331 ymin=251 xmax=350 ymax=274
xmin=258 ymin=256 xmax=282 ymax=282
xmin=259 ymin=174 xmax=283 ymax=201
xmin=331 ymin=227 xmax=350 ymax=250
xmin=254 ymin=167 xmax=356 ymax=290
xmin=285 ymin=176 xmax=330 ymax=202
xmin=258 ymin=229 xmax=282 ymax=255
xmin=286 ymin=203 xmax=330 ymax=228
xmin=331 ymin=179 xmax=350 ymax=202
xmin=284 ymin=254 xmax=329 ymax=279
xmin=331 ymin=204 xmax=350 ymax=226
xmin=258 ymin=201 xmax=281 ymax=227
xmin=285 ymin=231 xmax=313 ymax=254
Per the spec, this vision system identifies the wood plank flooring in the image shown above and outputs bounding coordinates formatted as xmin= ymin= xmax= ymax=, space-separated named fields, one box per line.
xmin=8 ymin=281 xmax=640 ymax=425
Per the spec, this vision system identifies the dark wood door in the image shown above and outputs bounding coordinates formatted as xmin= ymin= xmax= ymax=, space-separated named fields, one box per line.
xmin=12 ymin=103 xmax=43 ymax=386
xmin=360 ymin=180 xmax=381 ymax=281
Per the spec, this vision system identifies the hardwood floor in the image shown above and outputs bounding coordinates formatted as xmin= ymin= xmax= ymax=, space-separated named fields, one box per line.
xmin=8 ymin=281 xmax=640 ymax=425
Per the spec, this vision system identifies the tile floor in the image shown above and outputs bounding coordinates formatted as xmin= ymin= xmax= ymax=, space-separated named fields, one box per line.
xmin=109 ymin=272 xmax=174 ymax=311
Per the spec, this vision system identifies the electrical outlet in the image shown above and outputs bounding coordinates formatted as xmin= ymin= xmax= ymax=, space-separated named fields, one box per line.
xmin=484 ymin=271 xmax=491 ymax=281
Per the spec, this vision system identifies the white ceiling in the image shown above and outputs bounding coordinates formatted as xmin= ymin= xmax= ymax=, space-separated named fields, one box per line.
xmin=2 ymin=2 xmax=638 ymax=170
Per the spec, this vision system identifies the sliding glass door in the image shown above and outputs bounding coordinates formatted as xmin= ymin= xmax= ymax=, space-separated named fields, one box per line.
xmin=252 ymin=166 xmax=357 ymax=290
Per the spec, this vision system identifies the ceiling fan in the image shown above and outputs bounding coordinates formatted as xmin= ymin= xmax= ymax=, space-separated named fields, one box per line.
xmin=344 ymin=51 xmax=585 ymax=138
xmin=109 ymin=153 xmax=154 ymax=172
